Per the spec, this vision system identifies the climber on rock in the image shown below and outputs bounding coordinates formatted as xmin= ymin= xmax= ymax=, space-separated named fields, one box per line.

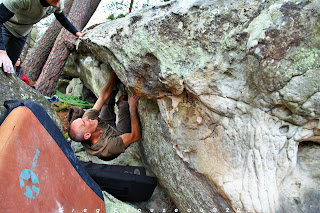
xmin=68 ymin=71 xmax=141 ymax=161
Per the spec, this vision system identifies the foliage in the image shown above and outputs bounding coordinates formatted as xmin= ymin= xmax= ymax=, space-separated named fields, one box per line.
xmin=64 ymin=132 xmax=70 ymax=139
xmin=117 ymin=13 xmax=127 ymax=18
xmin=107 ymin=14 xmax=115 ymax=20
xmin=55 ymin=90 xmax=93 ymax=109
xmin=103 ymin=0 xmax=171 ymax=18
xmin=107 ymin=13 xmax=128 ymax=20
xmin=105 ymin=0 xmax=171 ymax=21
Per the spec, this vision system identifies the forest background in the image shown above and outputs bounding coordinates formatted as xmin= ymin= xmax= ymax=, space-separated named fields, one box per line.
xmin=5 ymin=0 xmax=170 ymax=96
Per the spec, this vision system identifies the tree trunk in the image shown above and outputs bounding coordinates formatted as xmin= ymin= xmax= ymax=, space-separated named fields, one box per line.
xmin=129 ymin=0 xmax=134 ymax=13
xmin=20 ymin=35 xmax=31 ymax=62
xmin=35 ymin=0 xmax=101 ymax=96
xmin=23 ymin=0 xmax=74 ymax=81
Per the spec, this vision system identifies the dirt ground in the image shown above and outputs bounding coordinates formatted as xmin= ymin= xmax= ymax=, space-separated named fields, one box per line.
xmin=57 ymin=111 xmax=69 ymax=134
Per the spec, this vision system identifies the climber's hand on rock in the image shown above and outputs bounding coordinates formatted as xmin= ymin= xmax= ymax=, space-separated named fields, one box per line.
xmin=76 ymin=29 xmax=92 ymax=40
xmin=128 ymin=95 xmax=140 ymax=112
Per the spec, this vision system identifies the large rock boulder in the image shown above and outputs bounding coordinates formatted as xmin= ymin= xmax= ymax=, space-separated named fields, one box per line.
xmin=61 ymin=52 xmax=80 ymax=78
xmin=78 ymin=55 xmax=113 ymax=97
xmin=77 ymin=0 xmax=320 ymax=212
xmin=0 ymin=69 xmax=62 ymax=130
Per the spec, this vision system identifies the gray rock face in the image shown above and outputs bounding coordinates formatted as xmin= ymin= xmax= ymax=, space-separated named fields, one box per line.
xmin=77 ymin=0 xmax=320 ymax=212
xmin=66 ymin=78 xmax=83 ymax=97
xmin=78 ymin=55 xmax=113 ymax=97
xmin=0 ymin=69 xmax=62 ymax=130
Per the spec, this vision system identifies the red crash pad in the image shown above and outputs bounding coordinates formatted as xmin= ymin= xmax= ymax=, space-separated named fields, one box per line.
xmin=0 ymin=106 xmax=105 ymax=212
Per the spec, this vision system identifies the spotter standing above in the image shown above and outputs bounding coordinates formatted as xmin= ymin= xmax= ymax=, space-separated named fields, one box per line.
xmin=0 ymin=0 xmax=84 ymax=73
